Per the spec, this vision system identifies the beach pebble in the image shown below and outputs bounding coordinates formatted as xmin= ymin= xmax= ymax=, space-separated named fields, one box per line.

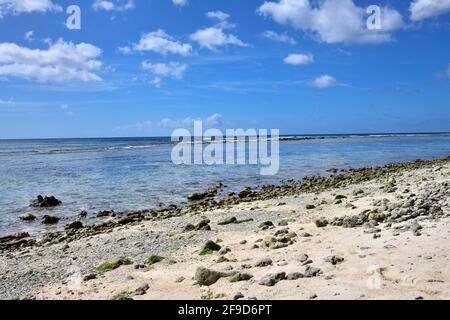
xmin=325 ymin=255 xmax=345 ymax=265
xmin=304 ymin=266 xmax=322 ymax=278
xmin=315 ymin=218 xmax=329 ymax=228
xmin=233 ymin=292 xmax=244 ymax=300
xmin=229 ymin=272 xmax=253 ymax=283
xmin=287 ymin=272 xmax=304 ymax=280
xmin=259 ymin=272 xmax=286 ymax=287
xmin=254 ymin=258 xmax=273 ymax=268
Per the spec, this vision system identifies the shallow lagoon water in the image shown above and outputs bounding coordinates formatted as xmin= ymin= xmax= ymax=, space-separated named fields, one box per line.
xmin=1 ymin=134 xmax=449 ymax=235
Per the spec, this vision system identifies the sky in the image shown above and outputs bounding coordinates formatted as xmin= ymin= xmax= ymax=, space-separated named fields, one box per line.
xmin=0 ymin=0 xmax=449 ymax=139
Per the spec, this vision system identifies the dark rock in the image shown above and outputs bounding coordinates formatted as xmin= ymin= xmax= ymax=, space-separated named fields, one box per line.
xmin=238 ymin=188 xmax=254 ymax=199
xmin=20 ymin=214 xmax=36 ymax=222
xmin=134 ymin=283 xmax=150 ymax=296
xmin=30 ymin=195 xmax=61 ymax=208
xmin=254 ymin=258 xmax=273 ymax=267
xmin=79 ymin=210 xmax=88 ymax=218
xmin=325 ymin=255 xmax=344 ymax=265
xmin=258 ymin=221 xmax=274 ymax=230
xmin=183 ymin=219 xmax=211 ymax=232
xmin=83 ymin=274 xmax=97 ymax=282
xmin=42 ymin=215 xmax=60 ymax=225
xmin=118 ymin=211 xmax=145 ymax=225
xmin=304 ymin=266 xmax=322 ymax=278
xmin=188 ymin=192 xmax=212 ymax=202
xmin=0 ymin=232 xmax=30 ymax=243
xmin=65 ymin=221 xmax=83 ymax=231
xmin=315 ymin=218 xmax=329 ymax=228
xmin=233 ymin=292 xmax=244 ymax=300
xmin=97 ymin=210 xmax=115 ymax=218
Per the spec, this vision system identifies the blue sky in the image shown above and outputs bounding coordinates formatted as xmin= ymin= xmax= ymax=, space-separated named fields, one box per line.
xmin=0 ymin=0 xmax=449 ymax=138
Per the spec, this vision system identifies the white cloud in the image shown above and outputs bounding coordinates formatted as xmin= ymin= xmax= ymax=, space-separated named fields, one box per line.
xmin=0 ymin=97 xmax=14 ymax=106
xmin=124 ymin=113 xmax=223 ymax=133
xmin=207 ymin=11 xmax=230 ymax=21
xmin=261 ymin=30 xmax=296 ymax=44
xmin=92 ymin=0 xmax=135 ymax=12
xmin=142 ymin=61 xmax=187 ymax=80
xmin=172 ymin=0 xmax=188 ymax=6
xmin=410 ymin=0 xmax=450 ymax=21
xmin=121 ymin=29 xmax=192 ymax=56
xmin=24 ymin=30 xmax=33 ymax=42
xmin=190 ymin=27 xmax=249 ymax=51
xmin=257 ymin=0 xmax=404 ymax=44
xmin=284 ymin=53 xmax=313 ymax=65
xmin=0 ymin=39 xmax=103 ymax=83
xmin=60 ymin=104 xmax=75 ymax=116
xmin=435 ymin=64 xmax=450 ymax=79
xmin=206 ymin=11 xmax=236 ymax=29
xmin=149 ymin=77 xmax=162 ymax=88
xmin=310 ymin=75 xmax=336 ymax=88
xmin=0 ymin=0 xmax=61 ymax=17
xmin=191 ymin=12 xmax=248 ymax=51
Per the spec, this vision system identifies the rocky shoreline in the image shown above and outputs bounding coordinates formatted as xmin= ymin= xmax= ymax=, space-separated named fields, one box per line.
xmin=1 ymin=156 xmax=449 ymax=255
xmin=0 ymin=156 xmax=450 ymax=300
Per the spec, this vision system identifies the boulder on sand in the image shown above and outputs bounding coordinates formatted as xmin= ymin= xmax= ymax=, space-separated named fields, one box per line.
xmin=195 ymin=267 xmax=228 ymax=286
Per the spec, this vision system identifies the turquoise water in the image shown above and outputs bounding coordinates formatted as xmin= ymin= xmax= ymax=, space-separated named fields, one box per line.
xmin=1 ymin=134 xmax=450 ymax=236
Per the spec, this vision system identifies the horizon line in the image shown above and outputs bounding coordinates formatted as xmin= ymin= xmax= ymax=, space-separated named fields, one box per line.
xmin=1 ymin=131 xmax=450 ymax=141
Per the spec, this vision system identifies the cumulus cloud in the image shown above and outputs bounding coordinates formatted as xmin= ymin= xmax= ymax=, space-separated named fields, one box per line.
xmin=0 ymin=39 xmax=103 ymax=83
xmin=191 ymin=11 xmax=248 ymax=51
xmin=142 ymin=61 xmax=187 ymax=81
xmin=92 ymin=0 xmax=135 ymax=12
xmin=310 ymin=74 xmax=336 ymax=88
xmin=172 ymin=0 xmax=188 ymax=6
xmin=284 ymin=53 xmax=313 ymax=65
xmin=410 ymin=0 xmax=450 ymax=21
xmin=120 ymin=29 xmax=192 ymax=56
xmin=0 ymin=0 xmax=61 ymax=17
xmin=261 ymin=30 xmax=296 ymax=44
xmin=190 ymin=27 xmax=248 ymax=51
xmin=257 ymin=0 xmax=404 ymax=44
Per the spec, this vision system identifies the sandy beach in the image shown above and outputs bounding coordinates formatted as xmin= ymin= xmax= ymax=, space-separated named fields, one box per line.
xmin=1 ymin=157 xmax=449 ymax=300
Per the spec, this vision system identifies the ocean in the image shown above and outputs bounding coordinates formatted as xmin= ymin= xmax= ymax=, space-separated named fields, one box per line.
xmin=1 ymin=133 xmax=450 ymax=236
